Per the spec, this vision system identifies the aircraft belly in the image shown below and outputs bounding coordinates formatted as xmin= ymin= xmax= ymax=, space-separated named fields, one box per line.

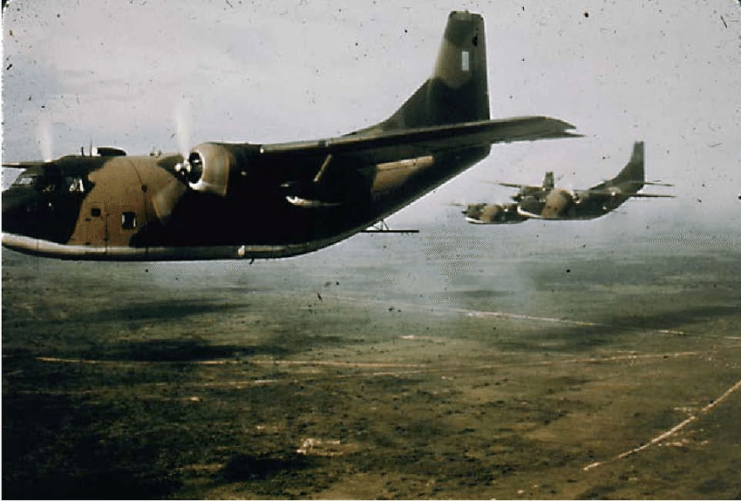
xmin=2 ymin=231 xmax=355 ymax=261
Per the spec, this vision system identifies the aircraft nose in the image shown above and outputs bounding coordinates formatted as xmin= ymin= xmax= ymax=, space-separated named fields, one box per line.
xmin=2 ymin=187 xmax=45 ymax=236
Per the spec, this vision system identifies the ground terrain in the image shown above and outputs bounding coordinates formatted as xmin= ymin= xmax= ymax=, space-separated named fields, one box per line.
xmin=3 ymin=226 xmax=740 ymax=499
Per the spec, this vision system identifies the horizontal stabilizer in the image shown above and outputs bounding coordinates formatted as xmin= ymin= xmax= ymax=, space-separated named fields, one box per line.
xmin=623 ymin=180 xmax=673 ymax=187
xmin=585 ymin=189 xmax=675 ymax=198
xmin=628 ymin=193 xmax=675 ymax=198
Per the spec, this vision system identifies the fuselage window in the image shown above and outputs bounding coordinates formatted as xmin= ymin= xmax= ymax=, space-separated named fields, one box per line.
xmin=121 ymin=211 xmax=137 ymax=230
xmin=91 ymin=207 xmax=102 ymax=218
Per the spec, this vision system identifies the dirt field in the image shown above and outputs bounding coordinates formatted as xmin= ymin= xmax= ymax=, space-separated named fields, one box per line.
xmin=3 ymin=225 xmax=740 ymax=499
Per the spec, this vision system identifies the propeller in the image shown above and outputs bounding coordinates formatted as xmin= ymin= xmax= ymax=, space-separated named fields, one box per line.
xmin=37 ymin=115 xmax=53 ymax=162
xmin=152 ymin=98 xmax=193 ymax=222
xmin=175 ymin=97 xmax=192 ymax=162
xmin=173 ymin=97 xmax=204 ymax=183
xmin=152 ymin=178 xmax=188 ymax=222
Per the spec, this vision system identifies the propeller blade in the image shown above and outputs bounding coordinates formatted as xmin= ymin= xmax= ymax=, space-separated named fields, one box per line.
xmin=152 ymin=177 xmax=188 ymax=222
xmin=175 ymin=98 xmax=192 ymax=160
xmin=37 ymin=115 xmax=53 ymax=162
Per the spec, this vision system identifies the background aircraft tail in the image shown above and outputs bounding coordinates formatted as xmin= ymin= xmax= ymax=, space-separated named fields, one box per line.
xmin=613 ymin=141 xmax=645 ymax=189
xmin=364 ymin=11 xmax=489 ymax=132
xmin=543 ymin=171 xmax=555 ymax=189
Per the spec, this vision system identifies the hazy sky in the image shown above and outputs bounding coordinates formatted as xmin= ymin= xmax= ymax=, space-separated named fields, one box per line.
xmin=2 ymin=0 xmax=740 ymax=234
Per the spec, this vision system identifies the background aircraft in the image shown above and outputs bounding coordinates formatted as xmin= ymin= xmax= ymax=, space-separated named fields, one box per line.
xmin=463 ymin=141 xmax=673 ymax=224
xmin=2 ymin=11 xmax=577 ymax=261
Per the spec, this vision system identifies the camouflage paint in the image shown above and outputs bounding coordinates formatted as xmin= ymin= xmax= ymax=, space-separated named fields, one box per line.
xmin=2 ymin=11 xmax=577 ymax=260
xmin=465 ymin=142 xmax=668 ymax=224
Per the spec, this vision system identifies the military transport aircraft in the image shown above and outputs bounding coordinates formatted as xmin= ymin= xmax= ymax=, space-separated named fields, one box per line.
xmin=463 ymin=142 xmax=673 ymax=224
xmin=2 ymin=11 xmax=577 ymax=261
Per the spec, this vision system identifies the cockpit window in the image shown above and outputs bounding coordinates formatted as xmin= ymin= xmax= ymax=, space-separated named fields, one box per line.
xmin=67 ymin=177 xmax=85 ymax=193
xmin=11 ymin=173 xmax=86 ymax=194
xmin=12 ymin=174 xmax=39 ymax=187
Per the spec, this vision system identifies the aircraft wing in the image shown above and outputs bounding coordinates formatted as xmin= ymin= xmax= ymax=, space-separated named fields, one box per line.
xmin=2 ymin=161 xmax=49 ymax=168
xmin=258 ymin=116 xmax=578 ymax=158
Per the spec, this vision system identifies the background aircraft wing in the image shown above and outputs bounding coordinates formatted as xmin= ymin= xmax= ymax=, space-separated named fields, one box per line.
xmin=627 ymin=193 xmax=675 ymax=198
xmin=258 ymin=116 xmax=578 ymax=159
xmin=498 ymin=181 xmax=538 ymax=189
xmin=586 ymin=189 xmax=675 ymax=198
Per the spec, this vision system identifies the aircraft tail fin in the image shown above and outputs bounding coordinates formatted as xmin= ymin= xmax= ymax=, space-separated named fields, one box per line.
xmin=543 ymin=171 xmax=555 ymax=190
xmin=364 ymin=11 xmax=489 ymax=132
xmin=614 ymin=141 xmax=645 ymax=189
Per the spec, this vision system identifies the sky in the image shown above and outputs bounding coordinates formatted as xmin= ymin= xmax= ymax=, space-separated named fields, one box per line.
xmin=2 ymin=0 xmax=740 ymax=236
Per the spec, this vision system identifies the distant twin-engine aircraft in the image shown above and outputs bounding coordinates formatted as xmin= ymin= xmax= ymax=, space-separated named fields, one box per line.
xmin=2 ymin=11 xmax=577 ymax=261
xmin=463 ymin=142 xmax=673 ymax=224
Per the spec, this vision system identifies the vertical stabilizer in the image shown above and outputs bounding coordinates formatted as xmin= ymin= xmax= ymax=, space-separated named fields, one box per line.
xmin=614 ymin=141 xmax=645 ymax=188
xmin=543 ymin=171 xmax=555 ymax=190
xmin=366 ymin=11 xmax=489 ymax=132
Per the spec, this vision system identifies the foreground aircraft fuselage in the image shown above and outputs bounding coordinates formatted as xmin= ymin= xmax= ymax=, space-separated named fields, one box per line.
xmin=464 ymin=141 xmax=673 ymax=224
xmin=2 ymin=11 xmax=577 ymax=261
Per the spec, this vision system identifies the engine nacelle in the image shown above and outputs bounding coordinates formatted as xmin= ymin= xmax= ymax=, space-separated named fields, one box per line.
xmin=180 ymin=142 xmax=242 ymax=197
xmin=541 ymin=188 xmax=574 ymax=218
